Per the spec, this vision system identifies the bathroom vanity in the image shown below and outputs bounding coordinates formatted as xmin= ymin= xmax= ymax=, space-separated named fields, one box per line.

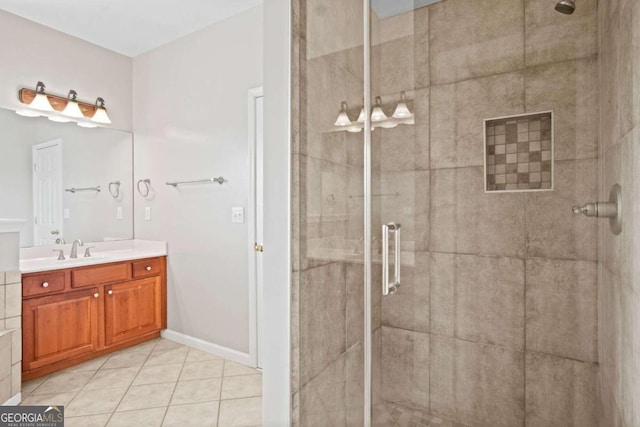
xmin=20 ymin=241 xmax=167 ymax=380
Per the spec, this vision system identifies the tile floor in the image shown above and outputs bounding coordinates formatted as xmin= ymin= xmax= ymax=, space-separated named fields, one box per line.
xmin=20 ymin=338 xmax=262 ymax=427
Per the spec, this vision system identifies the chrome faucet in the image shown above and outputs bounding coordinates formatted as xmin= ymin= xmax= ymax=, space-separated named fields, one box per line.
xmin=70 ymin=239 xmax=84 ymax=258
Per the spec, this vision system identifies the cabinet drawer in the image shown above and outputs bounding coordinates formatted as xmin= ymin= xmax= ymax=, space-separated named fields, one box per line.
xmin=72 ymin=263 xmax=130 ymax=288
xmin=132 ymin=258 xmax=161 ymax=278
xmin=23 ymin=272 xmax=66 ymax=298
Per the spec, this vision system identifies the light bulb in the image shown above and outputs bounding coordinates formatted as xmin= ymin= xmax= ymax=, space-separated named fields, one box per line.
xmin=91 ymin=97 xmax=112 ymax=125
xmin=392 ymin=92 xmax=412 ymax=119
xmin=30 ymin=81 xmax=54 ymax=112
xmin=62 ymin=90 xmax=85 ymax=119
xmin=334 ymin=101 xmax=352 ymax=127
xmin=357 ymin=107 xmax=365 ymax=123
xmin=371 ymin=96 xmax=387 ymax=122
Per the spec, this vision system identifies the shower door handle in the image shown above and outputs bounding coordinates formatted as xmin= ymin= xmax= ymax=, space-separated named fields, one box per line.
xmin=382 ymin=223 xmax=401 ymax=296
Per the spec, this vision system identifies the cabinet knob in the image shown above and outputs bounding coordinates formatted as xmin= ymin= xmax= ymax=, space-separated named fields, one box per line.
xmin=93 ymin=293 xmax=99 ymax=298
xmin=42 ymin=282 xmax=49 ymax=288
xmin=108 ymin=290 xmax=113 ymax=295
xmin=145 ymin=266 xmax=152 ymax=271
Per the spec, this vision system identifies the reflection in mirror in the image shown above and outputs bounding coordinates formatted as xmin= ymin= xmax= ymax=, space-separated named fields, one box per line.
xmin=0 ymin=107 xmax=133 ymax=247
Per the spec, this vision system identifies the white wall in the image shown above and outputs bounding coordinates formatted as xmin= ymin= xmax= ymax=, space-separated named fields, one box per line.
xmin=0 ymin=10 xmax=132 ymax=131
xmin=263 ymin=0 xmax=291 ymax=423
xmin=133 ymin=5 xmax=263 ymax=354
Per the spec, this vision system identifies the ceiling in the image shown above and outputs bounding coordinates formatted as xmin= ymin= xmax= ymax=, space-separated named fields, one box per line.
xmin=372 ymin=0 xmax=442 ymax=19
xmin=0 ymin=0 xmax=262 ymax=57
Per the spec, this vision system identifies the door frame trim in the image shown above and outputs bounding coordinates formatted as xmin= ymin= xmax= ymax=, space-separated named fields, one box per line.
xmin=248 ymin=86 xmax=264 ymax=369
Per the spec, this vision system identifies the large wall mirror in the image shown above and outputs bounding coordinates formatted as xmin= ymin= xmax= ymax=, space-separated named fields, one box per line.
xmin=0 ymin=107 xmax=133 ymax=247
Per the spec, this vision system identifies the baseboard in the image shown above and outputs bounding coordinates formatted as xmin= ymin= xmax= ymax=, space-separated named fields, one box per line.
xmin=161 ymin=329 xmax=253 ymax=367
xmin=3 ymin=393 xmax=21 ymax=406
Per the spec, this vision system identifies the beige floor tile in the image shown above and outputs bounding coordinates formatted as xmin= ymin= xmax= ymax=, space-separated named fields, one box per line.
xmin=21 ymin=377 xmax=47 ymax=395
xmin=65 ymin=413 xmax=111 ymax=427
xmin=153 ymin=339 xmax=184 ymax=352
xmin=32 ymin=371 xmax=96 ymax=395
xmin=146 ymin=348 xmax=189 ymax=366
xmin=20 ymin=391 xmax=77 ymax=406
xmin=102 ymin=351 xmax=150 ymax=370
xmin=64 ymin=356 xmax=109 ymax=372
xmin=107 ymin=407 xmax=167 ymax=427
xmin=218 ymin=397 xmax=262 ymax=427
xmin=171 ymin=378 xmax=221 ymax=405
xmin=117 ymin=383 xmax=175 ymax=412
xmin=186 ymin=349 xmax=222 ymax=363
xmin=180 ymin=360 xmax=224 ymax=381
xmin=221 ymin=375 xmax=262 ymax=400
xmin=85 ymin=367 xmax=140 ymax=390
xmin=163 ymin=402 xmax=219 ymax=427
xmin=223 ymin=361 xmax=259 ymax=377
xmin=66 ymin=387 xmax=128 ymax=417
xmin=134 ymin=363 xmax=183 ymax=386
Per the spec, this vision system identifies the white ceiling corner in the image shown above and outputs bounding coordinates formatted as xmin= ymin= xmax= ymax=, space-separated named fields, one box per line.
xmin=0 ymin=0 xmax=263 ymax=57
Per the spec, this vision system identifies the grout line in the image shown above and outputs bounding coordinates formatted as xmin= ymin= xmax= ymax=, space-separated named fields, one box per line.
xmin=216 ymin=359 xmax=225 ymax=427
xmin=159 ymin=345 xmax=189 ymax=427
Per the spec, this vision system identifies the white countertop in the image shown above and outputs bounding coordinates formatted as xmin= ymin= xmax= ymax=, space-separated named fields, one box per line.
xmin=0 ymin=219 xmax=26 ymax=233
xmin=20 ymin=239 xmax=167 ymax=274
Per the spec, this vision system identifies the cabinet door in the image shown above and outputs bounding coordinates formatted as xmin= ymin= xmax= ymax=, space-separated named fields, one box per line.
xmin=105 ymin=277 xmax=162 ymax=347
xmin=23 ymin=288 xmax=100 ymax=371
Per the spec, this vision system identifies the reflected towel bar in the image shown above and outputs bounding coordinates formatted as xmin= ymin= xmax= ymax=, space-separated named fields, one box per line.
xmin=65 ymin=186 xmax=101 ymax=193
xmin=166 ymin=177 xmax=225 ymax=187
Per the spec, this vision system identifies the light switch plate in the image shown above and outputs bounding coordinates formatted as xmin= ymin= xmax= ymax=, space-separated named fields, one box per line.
xmin=116 ymin=207 xmax=123 ymax=220
xmin=63 ymin=208 xmax=70 ymax=219
xmin=232 ymin=207 xmax=244 ymax=223
xmin=144 ymin=206 xmax=151 ymax=221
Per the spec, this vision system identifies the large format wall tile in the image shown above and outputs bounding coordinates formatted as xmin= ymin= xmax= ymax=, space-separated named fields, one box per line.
xmin=526 ymin=159 xmax=598 ymax=261
xmin=524 ymin=0 xmax=597 ymax=67
xmin=380 ymin=326 xmax=429 ymax=409
xmin=429 ymin=0 xmax=525 ymax=85
xmin=430 ymin=335 xmax=525 ymax=427
xmin=525 ymin=57 xmax=598 ymax=161
xmin=299 ymin=263 xmax=346 ymax=385
xmin=431 ymin=167 xmax=526 ymax=257
xmin=526 ymin=258 xmax=597 ymax=362
xmin=381 ymin=251 xmax=430 ymax=333
xmin=525 ymin=352 xmax=598 ymax=427
xmin=430 ymin=72 xmax=525 ymax=169
xmin=430 ymin=253 xmax=525 ymax=350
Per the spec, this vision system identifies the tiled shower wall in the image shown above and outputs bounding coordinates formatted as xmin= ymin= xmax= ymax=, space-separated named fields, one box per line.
xmin=598 ymin=0 xmax=640 ymax=425
xmin=292 ymin=0 xmax=601 ymax=426
xmin=0 ymin=270 xmax=21 ymax=404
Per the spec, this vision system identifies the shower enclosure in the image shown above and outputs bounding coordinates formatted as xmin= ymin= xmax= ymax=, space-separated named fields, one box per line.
xmin=291 ymin=0 xmax=637 ymax=425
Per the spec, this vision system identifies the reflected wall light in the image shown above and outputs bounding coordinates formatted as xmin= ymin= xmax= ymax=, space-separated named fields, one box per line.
xmin=333 ymin=91 xmax=414 ymax=133
xmin=334 ymin=101 xmax=352 ymax=127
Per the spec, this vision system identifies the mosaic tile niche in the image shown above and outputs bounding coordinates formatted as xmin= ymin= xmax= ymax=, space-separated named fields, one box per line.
xmin=485 ymin=112 xmax=553 ymax=192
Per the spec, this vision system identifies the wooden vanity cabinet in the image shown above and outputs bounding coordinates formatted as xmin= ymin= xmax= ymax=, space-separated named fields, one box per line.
xmin=21 ymin=257 xmax=166 ymax=380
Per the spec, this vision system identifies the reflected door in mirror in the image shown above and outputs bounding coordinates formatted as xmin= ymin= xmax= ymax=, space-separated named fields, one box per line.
xmin=33 ymin=139 xmax=63 ymax=246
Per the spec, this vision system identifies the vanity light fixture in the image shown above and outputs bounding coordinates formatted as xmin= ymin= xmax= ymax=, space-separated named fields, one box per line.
xmin=392 ymin=92 xmax=412 ymax=119
xmin=29 ymin=81 xmax=55 ymax=112
xmin=91 ymin=97 xmax=112 ymax=125
xmin=333 ymin=91 xmax=414 ymax=133
xmin=334 ymin=101 xmax=352 ymax=127
xmin=16 ymin=83 xmax=112 ymax=128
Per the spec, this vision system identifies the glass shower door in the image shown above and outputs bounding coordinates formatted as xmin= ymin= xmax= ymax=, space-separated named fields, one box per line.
xmin=367 ymin=3 xmax=429 ymax=424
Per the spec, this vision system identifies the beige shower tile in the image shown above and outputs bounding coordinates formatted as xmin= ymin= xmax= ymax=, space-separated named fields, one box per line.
xmin=431 ymin=167 xmax=526 ymax=257
xmin=526 ymin=258 xmax=598 ymax=362
xmin=381 ymin=251 xmax=430 ymax=333
xmin=376 ymin=35 xmax=416 ymax=95
xmin=345 ymin=263 xmax=364 ymax=349
xmin=524 ymin=0 xmax=597 ymax=66
xmin=299 ymin=263 xmax=346 ymax=385
xmin=430 ymin=72 xmax=525 ymax=169
xmin=380 ymin=326 xmax=429 ymax=409
xmin=429 ymin=0 xmax=524 ymax=85
xmin=431 ymin=253 xmax=525 ymax=350
xmin=526 ymin=159 xmax=598 ymax=260
xmin=525 ymin=352 xmax=598 ymax=427
xmin=525 ymin=57 xmax=598 ymax=160
xmin=430 ymin=335 xmax=525 ymax=426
